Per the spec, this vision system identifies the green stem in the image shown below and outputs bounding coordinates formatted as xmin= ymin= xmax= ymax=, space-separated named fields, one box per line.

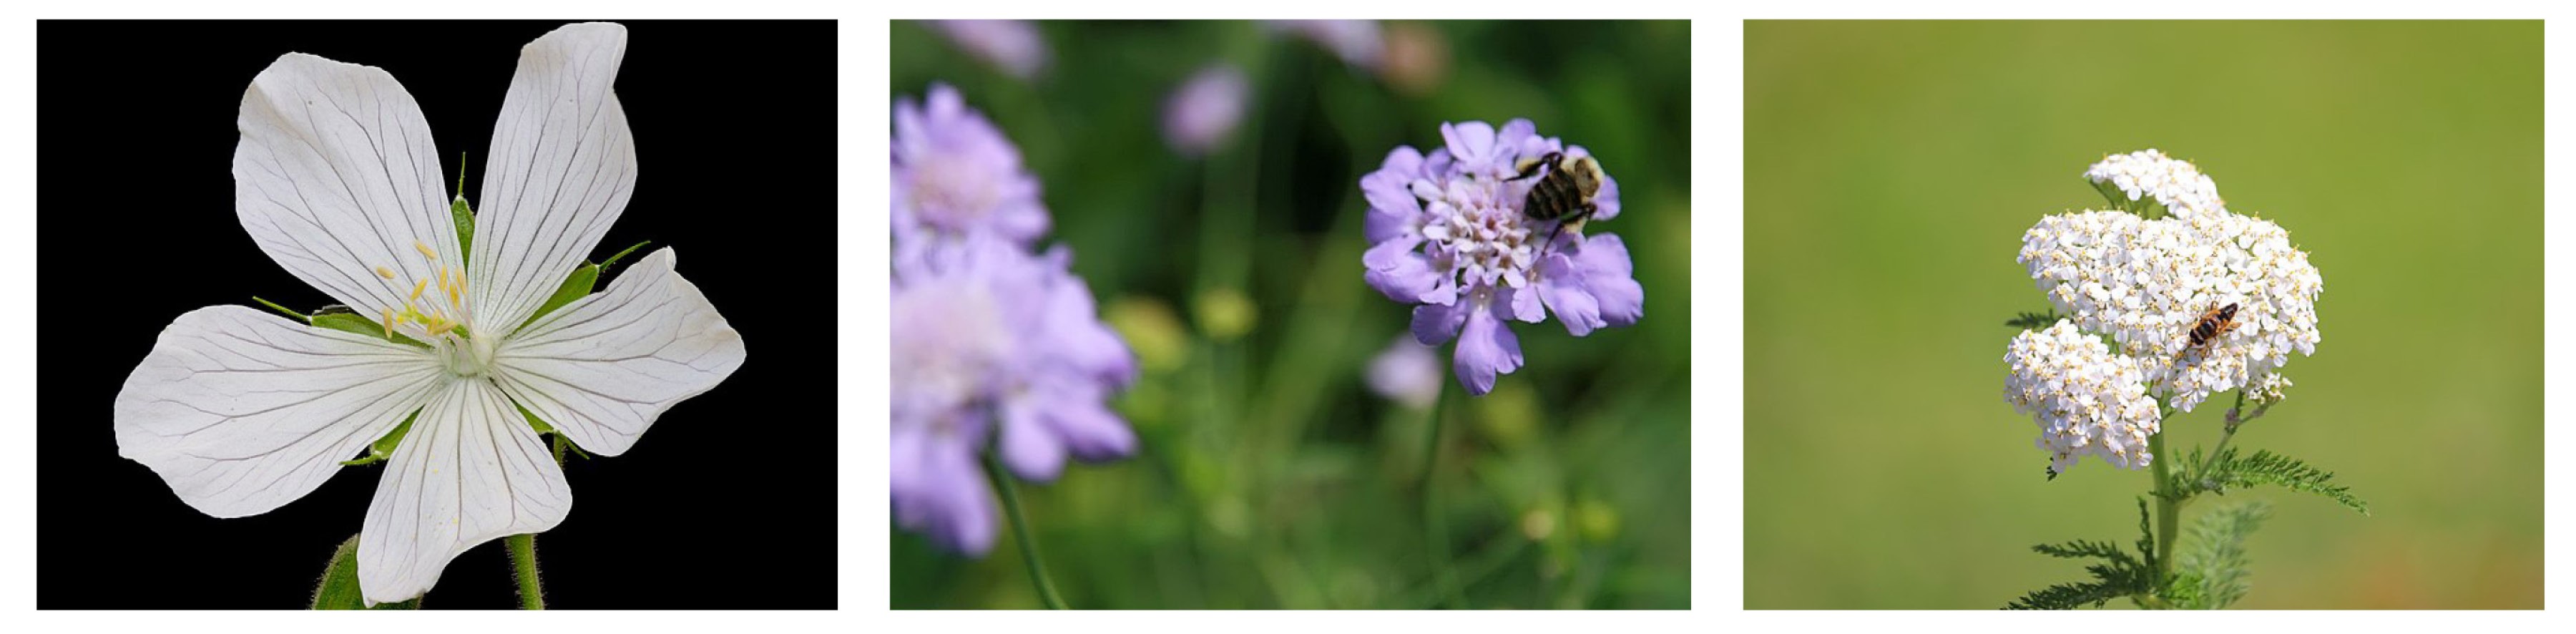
xmin=2149 ymin=431 xmax=2178 ymax=587
xmin=1423 ymin=383 xmax=1465 ymax=608
xmin=506 ymin=533 xmax=542 ymax=610
xmin=986 ymin=451 xmax=1069 ymax=609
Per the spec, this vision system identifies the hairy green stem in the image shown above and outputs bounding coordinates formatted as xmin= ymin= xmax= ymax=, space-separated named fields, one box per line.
xmin=506 ymin=533 xmax=543 ymax=610
xmin=986 ymin=450 xmax=1069 ymax=609
xmin=1423 ymin=383 xmax=1465 ymax=608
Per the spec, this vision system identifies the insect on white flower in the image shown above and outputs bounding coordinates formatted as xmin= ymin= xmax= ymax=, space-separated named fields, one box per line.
xmin=112 ymin=23 xmax=746 ymax=605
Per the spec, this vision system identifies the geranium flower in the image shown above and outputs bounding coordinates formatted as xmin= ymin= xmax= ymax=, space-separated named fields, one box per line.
xmin=112 ymin=23 xmax=746 ymax=605
xmin=1359 ymin=120 xmax=1643 ymax=395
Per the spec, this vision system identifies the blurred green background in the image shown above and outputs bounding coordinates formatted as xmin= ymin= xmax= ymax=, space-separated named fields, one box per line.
xmin=1747 ymin=21 xmax=2539 ymax=609
xmin=891 ymin=21 xmax=1692 ymax=608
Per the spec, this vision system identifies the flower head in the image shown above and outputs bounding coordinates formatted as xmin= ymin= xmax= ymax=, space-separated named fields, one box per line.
xmin=1266 ymin=20 xmax=1384 ymax=71
xmin=891 ymin=235 xmax=1139 ymax=555
xmin=2083 ymin=149 xmax=2227 ymax=221
xmin=1162 ymin=64 xmax=1249 ymax=157
xmin=1366 ymin=334 xmax=1443 ymax=409
xmin=1361 ymin=119 xmax=1641 ymax=396
xmin=114 ymin=24 xmax=747 ymax=604
xmin=929 ymin=20 xmax=1047 ymax=79
xmin=894 ymin=82 xmax=1051 ymax=246
xmin=2004 ymin=321 xmax=2163 ymax=473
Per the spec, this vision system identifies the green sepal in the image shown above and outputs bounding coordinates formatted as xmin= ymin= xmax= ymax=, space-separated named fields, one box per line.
xmin=312 ymin=313 xmax=431 ymax=349
xmin=340 ymin=410 xmax=418 ymax=467
xmin=514 ymin=240 xmax=652 ymax=335
xmin=516 ymin=401 xmax=557 ymax=435
xmin=311 ymin=533 xmax=422 ymax=609
xmin=253 ymin=296 xmax=310 ymax=323
xmin=451 ymin=195 xmax=474 ymax=269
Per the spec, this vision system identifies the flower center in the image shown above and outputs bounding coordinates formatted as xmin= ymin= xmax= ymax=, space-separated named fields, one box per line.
xmin=376 ymin=240 xmax=482 ymax=376
xmin=908 ymin=152 xmax=1004 ymax=230
xmin=1416 ymin=175 xmax=1539 ymax=289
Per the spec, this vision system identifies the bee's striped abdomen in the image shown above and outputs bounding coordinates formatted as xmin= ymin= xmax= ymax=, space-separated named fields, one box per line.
xmin=1526 ymin=169 xmax=1584 ymax=220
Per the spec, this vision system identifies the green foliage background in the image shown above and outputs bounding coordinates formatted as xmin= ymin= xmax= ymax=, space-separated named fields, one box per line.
xmin=890 ymin=20 xmax=1693 ymax=608
xmin=1746 ymin=21 xmax=2540 ymax=609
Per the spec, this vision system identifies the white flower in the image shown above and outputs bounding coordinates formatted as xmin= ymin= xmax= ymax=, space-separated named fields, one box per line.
xmin=2083 ymin=149 xmax=2228 ymax=221
xmin=2016 ymin=208 xmax=2322 ymax=412
xmin=112 ymin=24 xmax=745 ymax=605
xmin=2003 ymin=321 xmax=2163 ymax=473
xmin=2244 ymin=372 xmax=2291 ymax=405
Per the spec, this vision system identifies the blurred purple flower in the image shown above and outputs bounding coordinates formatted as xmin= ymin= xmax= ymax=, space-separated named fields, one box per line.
xmin=891 ymin=235 xmax=1140 ymax=555
xmin=1162 ymin=64 xmax=1249 ymax=157
xmin=893 ymin=82 xmax=1049 ymax=246
xmin=929 ymin=20 xmax=1047 ymax=79
xmin=1367 ymin=334 xmax=1443 ymax=409
xmin=1361 ymin=120 xmax=1642 ymax=396
xmin=1266 ymin=20 xmax=1384 ymax=71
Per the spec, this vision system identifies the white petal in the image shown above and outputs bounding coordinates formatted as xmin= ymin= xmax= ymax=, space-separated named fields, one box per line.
xmin=356 ymin=378 xmax=571 ymax=605
xmin=114 ymin=306 xmax=441 ymax=518
xmin=494 ymin=248 xmax=745 ymax=456
xmin=468 ymin=22 xmax=638 ymax=331
xmin=234 ymin=53 xmax=464 ymax=319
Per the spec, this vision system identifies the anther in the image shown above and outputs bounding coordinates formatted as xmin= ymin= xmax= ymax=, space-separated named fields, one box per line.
xmin=381 ymin=308 xmax=395 ymax=338
xmin=415 ymin=240 xmax=439 ymax=260
xmin=411 ymin=278 xmax=429 ymax=301
xmin=376 ymin=266 xmax=396 ymax=279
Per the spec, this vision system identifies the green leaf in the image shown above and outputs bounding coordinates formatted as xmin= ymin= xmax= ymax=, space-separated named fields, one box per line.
xmin=311 ymin=312 xmax=431 ymax=348
xmin=597 ymin=240 xmax=650 ymax=272
xmin=311 ymin=533 xmax=421 ymax=609
xmin=2173 ymin=447 xmax=2369 ymax=514
xmin=340 ymin=410 xmax=418 ymax=467
xmin=2176 ymin=499 xmax=2272 ymax=609
xmin=516 ymin=401 xmax=556 ymax=435
xmin=2007 ymin=504 xmax=2160 ymax=609
xmin=2004 ymin=309 xmax=2061 ymax=330
xmin=451 ymin=195 xmax=474 ymax=269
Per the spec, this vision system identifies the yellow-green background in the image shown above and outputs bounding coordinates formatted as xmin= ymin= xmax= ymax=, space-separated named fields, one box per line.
xmin=1747 ymin=21 xmax=2540 ymax=609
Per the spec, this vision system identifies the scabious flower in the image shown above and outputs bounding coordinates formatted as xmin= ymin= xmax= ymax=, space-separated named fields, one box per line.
xmin=114 ymin=24 xmax=747 ymax=604
xmin=929 ymin=19 xmax=1047 ymax=79
xmin=2082 ymin=149 xmax=2227 ymax=221
xmin=888 ymin=84 xmax=1137 ymax=555
xmin=1266 ymin=20 xmax=1384 ymax=71
xmin=2003 ymin=321 xmax=2163 ymax=474
xmin=891 ymin=235 xmax=1139 ymax=555
xmin=1366 ymin=334 xmax=1443 ymax=409
xmin=894 ymin=82 xmax=1050 ymax=245
xmin=1162 ymin=64 xmax=1249 ymax=157
xmin=1361 ymin=120 xmax=1642 ymax=396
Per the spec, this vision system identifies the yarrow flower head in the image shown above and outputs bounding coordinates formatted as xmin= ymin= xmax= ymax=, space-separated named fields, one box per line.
xmin=2082 ymin=149 xmax=2227 ymax=221
xmin=1361 ymin=119 xmax=1642 ymax=396
xmin=894 ymin=82 xmax=1049 ymax=246
xmin=889 ymin=84 xmax=1139 ymax=556
xmin=114 ymin=24 xmax=748 ymax=605
xmin=2003 ymin=321 xmax=2163 ymax=474
xmin=2004 ymin=148 xmax=2323 ymax=472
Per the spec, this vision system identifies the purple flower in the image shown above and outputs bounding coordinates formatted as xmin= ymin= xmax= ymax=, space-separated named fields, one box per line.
xmin=1162 ymin=64 xmax=1249 ymax=157
xmin=893 ymin=82 xmax=1050 ymax=246
xmin=1267 ymin=20 xmax=1384 ymax=71
xmin=1366 ymin=334 xmax=1443 ymax=409
xmin=891 ymin=235 xmax=1140 ymax=555
xmin=1361 ymin=120 xmax=1642 ymax=396
xmin=929 ymin=20 xmax=1047 ymax=79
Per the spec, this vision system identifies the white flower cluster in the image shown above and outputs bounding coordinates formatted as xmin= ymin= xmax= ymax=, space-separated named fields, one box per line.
xmin=2007 ymin=149 xmax=2323 ymax=473
xmin=2016 ymin=205 xmax=2322 ymax=412
xmin=2083 ymin=149 xmax=2227 ymax=221
xmin=2004 ymin=321 xmax=2163 ymax=473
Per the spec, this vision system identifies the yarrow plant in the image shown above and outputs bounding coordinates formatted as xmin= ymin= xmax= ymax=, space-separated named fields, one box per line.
xmin=1359 ymin=119 xmax=1643 ymax=396
xmin=2001 ymin=150 xmax=2361 ymax=610
xmin=890 ymin=82 xmax=1138 ymax=608
xmin=113 ymin=24 xmax=747 ymax=608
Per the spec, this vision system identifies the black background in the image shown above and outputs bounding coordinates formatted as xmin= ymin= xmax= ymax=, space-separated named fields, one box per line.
xmin=36 ymin=21 xmax=837 ymax=609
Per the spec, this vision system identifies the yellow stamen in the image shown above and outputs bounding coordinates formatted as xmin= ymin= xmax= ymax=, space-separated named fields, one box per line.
xmin=446 ymin=273 xmax=461 ymax=308
xmin=415 ymin=240 xmax=439 ymax=260
xmin=411 ymin=278 xmax=429 ymax=301
xmin=438 ymin=267 xmax=451 ymax=298
xmin=381 ymin=308 xmax=395 ymax=338
xmin=376 ymin=266 xmax=396 ymax=279
xmin=426 ymin=321 xmax=454 ymax=336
